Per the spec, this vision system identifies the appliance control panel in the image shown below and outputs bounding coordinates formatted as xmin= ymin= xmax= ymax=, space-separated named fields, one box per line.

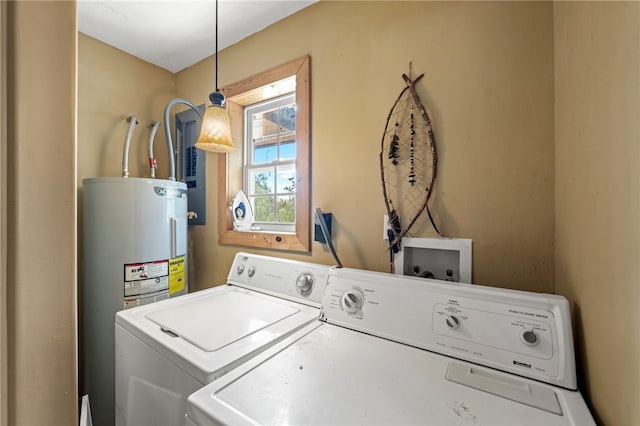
xmin=322 ymin=268 xmax=576 ymax=390
xmin=431 ymin=302 xmax=554 ymax=360
xmin=227 ymin=252 xmax=332 ymax=306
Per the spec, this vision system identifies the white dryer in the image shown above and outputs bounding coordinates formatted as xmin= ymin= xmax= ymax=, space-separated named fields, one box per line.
xmin=187 ymin=268 xmax=595 ymax=425
xmin=115 ymin=252 xmax=332 ymax=426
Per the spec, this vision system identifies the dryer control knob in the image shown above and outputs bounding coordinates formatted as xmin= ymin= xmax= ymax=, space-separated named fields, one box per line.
xmin=341 ymin=290 xmax=364 ymax=315
xmin=247 ymin=266 xmax=256 ymax=278
xmin=445 ymin=314 xmax=460 ymax=330
xmin=296 ymin=273 xmax=314 ymax=297
xmin=521 ymin=329 xmax=539 ymax=346
xmin=236 ymin=265 xmax=245 ymax=275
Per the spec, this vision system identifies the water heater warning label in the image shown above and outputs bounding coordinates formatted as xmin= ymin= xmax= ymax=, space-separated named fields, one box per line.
xmin=123 ymin=259 xmax=170 ymax=310
xmin=169 ymin=256 xmax=185 ymax=294
xmin=124 ymin=276 xmax=168 ymax=297
xmin=124 ymin=260 xmax=168 ymax=282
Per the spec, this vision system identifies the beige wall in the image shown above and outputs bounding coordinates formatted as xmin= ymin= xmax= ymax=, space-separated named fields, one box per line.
xmin=78 ymin=33 xmax=175 ymax=183
xmin=5 ymin=1 xmax=77 ymax=425
xmin=177 ymin=1 xmax=556 ymax=293
xmin=77 ymin=32 xmax=176 ymax=279
xmin=554 ymin=2 xmax=640 ymax=425
xmin=0 ymin=2 xmax=7 ymax=424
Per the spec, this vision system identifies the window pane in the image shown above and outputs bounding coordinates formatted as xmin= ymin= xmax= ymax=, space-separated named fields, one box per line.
xmin=276 ymin=165 xmax=296 ymax=193
xmin=279 ymin=140 xmax=296 ymax=161
xmin=253 ymin=143 xmax=276 ymax=164
xmin=277 ymin=196 xmax=296 ymax=223
xmin=253 ymin=196 xmax=275 ymax=222
xmin=251 ymin=107 xmax=279 ymax=139
xmin=251 ymin=107 xmax=278 ymax=164
xmin=250 ymin=169 xmax=274 ymax=194
xmin=279 ymin=105 xmax=296 ymax=132
xmin=278 ymin=104 xmax=296 ymax=161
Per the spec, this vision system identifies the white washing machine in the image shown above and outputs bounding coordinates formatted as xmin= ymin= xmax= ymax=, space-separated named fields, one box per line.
xmin=115 ymin=252 xmax=332 ymax=426
xmin=187 ymin=268 xmax=595 ymax=425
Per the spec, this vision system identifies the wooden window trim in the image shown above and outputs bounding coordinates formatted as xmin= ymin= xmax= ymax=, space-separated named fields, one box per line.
xmin=217 ymin=55 xmax=310 ymax=251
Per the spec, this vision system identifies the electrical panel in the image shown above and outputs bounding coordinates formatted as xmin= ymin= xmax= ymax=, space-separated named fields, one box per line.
xmin=176 ymin=106 xmax=206 ymax=225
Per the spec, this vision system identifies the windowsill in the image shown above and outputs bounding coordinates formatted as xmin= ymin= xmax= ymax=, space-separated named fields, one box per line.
xmin=236 ymin=228 xmax=295 ymax=235
xmin=218 ymin=228 xmax=307 ymax=251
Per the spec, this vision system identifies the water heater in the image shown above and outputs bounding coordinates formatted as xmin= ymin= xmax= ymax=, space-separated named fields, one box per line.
xmin=83 ymin=176 xmax=188 ymax=426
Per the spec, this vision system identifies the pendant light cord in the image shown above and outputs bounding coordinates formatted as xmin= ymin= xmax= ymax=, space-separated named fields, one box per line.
xmin=215 ymin=0 xmax=219 ymax=92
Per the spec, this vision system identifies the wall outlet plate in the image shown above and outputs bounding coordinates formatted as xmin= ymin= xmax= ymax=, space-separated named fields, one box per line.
xmin=314 ymin=213 xmax=333 ymax=244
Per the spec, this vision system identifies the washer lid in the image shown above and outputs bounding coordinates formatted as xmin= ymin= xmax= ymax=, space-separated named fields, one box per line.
xmin=145 ymin=290 xmax=299 ymax=352
xmin=116 ymin=285 xmax=321 ymax=384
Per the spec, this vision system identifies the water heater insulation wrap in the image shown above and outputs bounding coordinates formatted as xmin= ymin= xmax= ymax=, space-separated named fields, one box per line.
xmin=83 ymin=177 xmax=188 ymax=426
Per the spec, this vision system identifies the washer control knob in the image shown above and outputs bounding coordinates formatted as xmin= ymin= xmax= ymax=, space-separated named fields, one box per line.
xmin=444 ymin=314 xmax=460 ymax=330
xmin=236 ymin=265 xmax=245 ymax=275
xmin=341 ymin=290 xmax=364 ymax=315
xmin=521 ymin=329 xmax=539 ymax=346
xmin=247 ymin=265 xmax=256 ymax=278
xmin=296 ymin=273 xmax=314 ymax=297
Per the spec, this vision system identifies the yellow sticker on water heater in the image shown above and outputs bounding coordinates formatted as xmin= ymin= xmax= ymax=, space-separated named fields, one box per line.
xmin=169 ymin=256 xmax=185 ymax=294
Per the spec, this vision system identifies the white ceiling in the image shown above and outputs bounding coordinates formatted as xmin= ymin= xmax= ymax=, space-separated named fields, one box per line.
xmin=78 ymin=0 xmax=317 ymax=73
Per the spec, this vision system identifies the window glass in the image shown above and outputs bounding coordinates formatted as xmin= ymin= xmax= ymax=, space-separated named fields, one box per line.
xmin=250 ymin=168 xmax=274 ymax=195
xmin=253 ymin=196 xmax=275 ymax=222
xmin=277 ymin=196 xmax=296 ymax=223
xmin=244 ymin=93 xmax=296 ymax=232
xmin=253 ymin=144 xmax=277 ymax=164
xmin=276 ymin=165 xmax=295 ymax=193
xmin=279 ymin=141 xmax=296 ymax=161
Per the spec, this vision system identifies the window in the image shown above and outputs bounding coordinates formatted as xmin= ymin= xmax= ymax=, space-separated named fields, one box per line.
xmin=245 ymin=93 xmax=296 ymax=232
xmin=218 ymin=56 xmax=310 ymax=251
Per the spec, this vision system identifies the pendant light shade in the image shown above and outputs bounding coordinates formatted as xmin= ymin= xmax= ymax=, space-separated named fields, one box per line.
xmin=195 ymin=103 xmax=233 ymax=152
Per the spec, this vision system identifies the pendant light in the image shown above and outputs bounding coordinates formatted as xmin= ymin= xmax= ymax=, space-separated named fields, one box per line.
xmin=194 ymin=0 xmax=234 ymax=152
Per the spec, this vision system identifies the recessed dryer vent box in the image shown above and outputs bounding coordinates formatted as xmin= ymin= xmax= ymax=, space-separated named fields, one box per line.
xmin=394 ymin=237 xmax=472 ymax=284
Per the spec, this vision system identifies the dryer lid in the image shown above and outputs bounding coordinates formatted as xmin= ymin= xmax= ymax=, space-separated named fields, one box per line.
xmin=145 ymin=290 xmax=299 ymax=352
xmin=187 ymin=322 xmax=594 ymax=426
